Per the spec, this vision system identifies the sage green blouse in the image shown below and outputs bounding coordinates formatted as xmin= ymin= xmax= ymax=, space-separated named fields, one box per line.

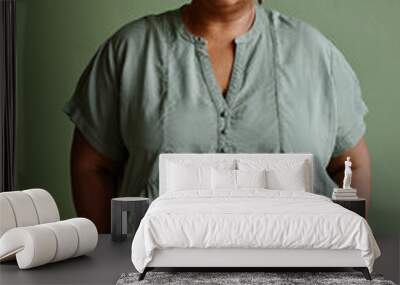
xmin=64 ymin=5 xmax=368 ymax=198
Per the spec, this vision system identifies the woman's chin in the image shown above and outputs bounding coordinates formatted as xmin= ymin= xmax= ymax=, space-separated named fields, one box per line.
xmin=196 ymin=0 xmax=252 ymax=9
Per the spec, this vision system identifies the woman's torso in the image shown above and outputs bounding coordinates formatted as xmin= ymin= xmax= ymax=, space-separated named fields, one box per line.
xmin=112 ymin=5 xmax=340 ymax=199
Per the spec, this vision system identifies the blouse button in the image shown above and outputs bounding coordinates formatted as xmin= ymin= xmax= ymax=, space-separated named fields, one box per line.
xmin=220 ymin=111 xmax=226 ymax=118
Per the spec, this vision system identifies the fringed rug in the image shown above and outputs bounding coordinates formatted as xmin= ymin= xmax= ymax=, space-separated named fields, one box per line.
xmin=116 ymin=271 xmax=396 ymax=285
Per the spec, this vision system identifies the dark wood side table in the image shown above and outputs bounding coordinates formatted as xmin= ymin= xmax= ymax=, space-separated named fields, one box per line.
xmin=332 ymin=198 xmax=366 ymax=218
xmin=111 ymin=197 xmax=150 ymax=242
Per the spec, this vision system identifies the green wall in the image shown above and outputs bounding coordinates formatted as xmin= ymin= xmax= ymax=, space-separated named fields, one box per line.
xmin=16 ymin=0 xmax=400 ymax=233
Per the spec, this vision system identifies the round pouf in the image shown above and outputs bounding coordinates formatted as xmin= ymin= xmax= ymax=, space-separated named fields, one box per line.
xmin=111 ymin=197 xmax=150 ymax=242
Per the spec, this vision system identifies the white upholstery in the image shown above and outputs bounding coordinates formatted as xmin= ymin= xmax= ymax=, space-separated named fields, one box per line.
xmin=0 ymin=225 xmax=57 ymax=268
xmin=0 ymin=218 xmax=98 ymax=269
xmin=0 ymin=189 xmax=60 ymax=237
xmin=0 ymin=196 xmax=17 ymax=237
xmin=23 ymin=189 xmax=60 ymax=224
xmin=0 ymin=189 xmax=98 ymax=269
xmin=1 ymin=191 xmax=40 ymax=227
xmin=42 ymin=221 xmax=79 ymax=262
xmin=159 ymin=153 xmax=313 ymax=195
xmin=148 ymin=248 xmax=366 ymax=268
xmin=65 ymin=218 xmax=98 ymax=257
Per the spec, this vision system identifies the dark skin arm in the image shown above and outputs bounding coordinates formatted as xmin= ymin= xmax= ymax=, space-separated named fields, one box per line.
xmin=326 ymin=137 xmax=372 ymax=216
xmin=70 ymin=128 xmax=123 ymax=233
xmin=70 ymin=124 xmax=371 ymax=231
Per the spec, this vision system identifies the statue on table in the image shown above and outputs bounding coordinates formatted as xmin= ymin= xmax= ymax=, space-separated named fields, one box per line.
xmin=343 ymin=156 xmax=352 ymax=189
xmin=332 ymin=156 xmax=357 ymax=199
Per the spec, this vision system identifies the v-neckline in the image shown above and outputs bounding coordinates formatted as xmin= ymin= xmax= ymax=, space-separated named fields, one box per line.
xmin=175 ymin=4 xmax=264 ymax=111
xmin=198 ymin=44 xmax=243 ymax=110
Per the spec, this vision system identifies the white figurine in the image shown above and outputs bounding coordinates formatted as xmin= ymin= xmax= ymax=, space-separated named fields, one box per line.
xmin=343 ymin=156 xmax=352 ymax=189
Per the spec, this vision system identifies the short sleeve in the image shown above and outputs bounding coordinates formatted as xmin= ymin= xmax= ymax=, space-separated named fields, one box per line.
xmin=63 ymin=38 xmax=126 ymax=161
xmin=330 ymin=45 xmax=369 ymax=157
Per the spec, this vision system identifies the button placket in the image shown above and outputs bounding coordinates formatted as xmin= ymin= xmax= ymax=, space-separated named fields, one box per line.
xmin=218 ymin=110 xmax=230 ymax=153
xmin=220 ymin=116 xmax=228 ymax=135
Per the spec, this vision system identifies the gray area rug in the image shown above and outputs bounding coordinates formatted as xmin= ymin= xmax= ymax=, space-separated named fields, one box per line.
xmin=116 ymin=272 xmax=396 ymax=285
